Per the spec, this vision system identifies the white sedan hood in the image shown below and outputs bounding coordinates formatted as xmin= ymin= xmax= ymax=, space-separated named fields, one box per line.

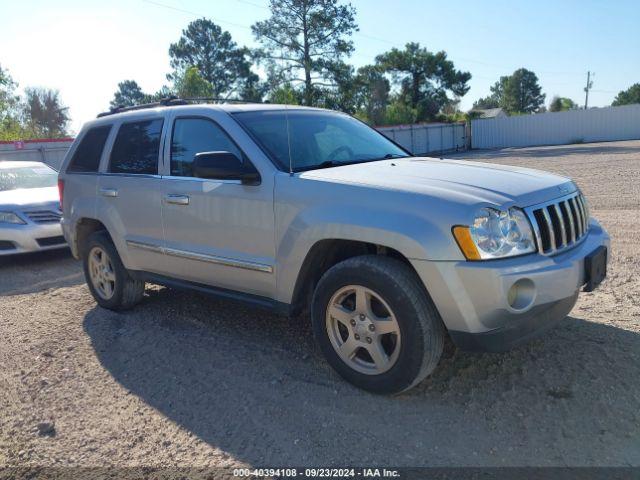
xmin=0 ymin=187 xmax=60 ymax=209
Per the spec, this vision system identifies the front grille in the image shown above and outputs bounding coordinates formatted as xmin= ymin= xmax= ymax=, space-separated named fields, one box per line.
xmin=36 ymin=236 xmax=66 ymax=247
xmin=526 ymin=192 xmax=589 ymax=255
xmin=24 ymin=209 xmax=62 ymax=224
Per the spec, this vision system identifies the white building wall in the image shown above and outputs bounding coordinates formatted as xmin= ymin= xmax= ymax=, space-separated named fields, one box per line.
xmin=471 ymin=104 xmax=640 ymax=149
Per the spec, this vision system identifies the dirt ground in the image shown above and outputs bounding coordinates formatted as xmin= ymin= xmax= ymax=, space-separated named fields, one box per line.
xmin=1 ymin=140 xmax=639 ymax=468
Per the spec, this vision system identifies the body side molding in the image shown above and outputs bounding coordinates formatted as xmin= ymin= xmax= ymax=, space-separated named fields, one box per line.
xmin=125 ymin=240 xmax=273 ymax=273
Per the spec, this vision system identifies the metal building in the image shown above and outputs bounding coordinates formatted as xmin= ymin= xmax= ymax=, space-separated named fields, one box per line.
xmin=471 ymin=104 xmax=640 ymax=149
xmin=0 ymin=138 xmax=74 ymax=171
xmin=376 ymin=123 xmax=467 ymax=156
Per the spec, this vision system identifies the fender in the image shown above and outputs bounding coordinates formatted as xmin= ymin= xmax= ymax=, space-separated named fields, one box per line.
xmin=274 ymin=202 xmax=463 ymax=304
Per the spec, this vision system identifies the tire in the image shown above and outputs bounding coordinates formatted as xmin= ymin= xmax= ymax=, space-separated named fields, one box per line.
xmin=81 ymin=231 xmax=144 ymax=311
xmin=311 ymin=255 xmax=444 ymax=394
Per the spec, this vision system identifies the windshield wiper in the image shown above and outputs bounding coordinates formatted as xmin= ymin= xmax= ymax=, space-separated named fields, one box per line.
xmin=304 ymin=159 xmax=361 ymax=171
xmin=299 ymin=154 xmax=410 ymax=172
xmin=314 ymin=160 xmax=340 ymax=169
xmin=353 ymin=153 xmax=411 ymax=162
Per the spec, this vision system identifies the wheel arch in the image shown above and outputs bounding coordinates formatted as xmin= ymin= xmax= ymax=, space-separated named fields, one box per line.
xmin=289 ymin=238 xmax=420 ymax=317
xmin=74 ymin=217 xmax=111 ymax=258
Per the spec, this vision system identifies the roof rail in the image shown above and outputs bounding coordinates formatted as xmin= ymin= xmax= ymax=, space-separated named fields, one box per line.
xmin=179 ymin=97 xmax=270 ymax=105
xmin=97 ymin=96 xmax=188 ymax=118
xmin=96 ymin=96 xmax=269 ymax=118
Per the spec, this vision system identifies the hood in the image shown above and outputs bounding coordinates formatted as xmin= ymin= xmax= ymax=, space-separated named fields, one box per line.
xmin=301 ymin=157 xmax=576 ymax=207
xmin=0 ymin=186 xmax=60 ymax=209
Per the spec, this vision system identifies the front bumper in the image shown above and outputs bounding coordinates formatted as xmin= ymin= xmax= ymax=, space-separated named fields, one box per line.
xmin=411 ymin=218 xmax=610 ymax=352
xmin=0 ymin=221 xmax=67 ymax=255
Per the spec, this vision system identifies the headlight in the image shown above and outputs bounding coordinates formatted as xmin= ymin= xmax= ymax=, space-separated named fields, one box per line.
xmin=453 ymin=207 xmax=536 ymax=260
xmin=0 ymin=211 xmax=26 ymax=225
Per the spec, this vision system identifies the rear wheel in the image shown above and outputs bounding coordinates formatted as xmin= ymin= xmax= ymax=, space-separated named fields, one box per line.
xmin=311 ymin=255 xmax=444 ymax=394
xmin=82 ymin=231 xmax=144 ymax=311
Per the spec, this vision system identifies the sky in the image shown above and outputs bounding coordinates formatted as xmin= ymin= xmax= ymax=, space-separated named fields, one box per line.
xmin=1 ymin=0 xmax=638 ymax=134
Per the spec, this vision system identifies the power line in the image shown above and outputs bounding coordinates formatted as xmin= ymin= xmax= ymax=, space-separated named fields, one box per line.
xmin=142 ymin=0 xmax=593 ymax=81
xmin=146 ymin=0 xmax=396 ymax=49
xmin=233 ymin=0 xmax=269 ymax=10
xmin=143 ymin=0 xmax=251 ymax=30
xmin=231 ymin=0 xmax=397 ymax=45
xmin=142 ymin=0 xmax=381 ymax=63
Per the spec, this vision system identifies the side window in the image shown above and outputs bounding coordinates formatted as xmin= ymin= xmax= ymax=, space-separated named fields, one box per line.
xmin=67 ymin=125 xmax=112 ymax=173
xmin=109 ymin=119 xmax=163 ymax=175
xmin=171 ymin=118 xmax=243 ymax=177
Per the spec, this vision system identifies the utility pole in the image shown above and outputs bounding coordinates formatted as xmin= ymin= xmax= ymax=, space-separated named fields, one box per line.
xmin=584 ymin=71 xmax=594 ymax=109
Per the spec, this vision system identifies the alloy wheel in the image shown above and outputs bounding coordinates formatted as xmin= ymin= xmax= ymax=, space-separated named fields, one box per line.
xmin=325 ymin=285 xmax=401 ymax=375
xmin=88 ymin=246 xmax=116 ymax=300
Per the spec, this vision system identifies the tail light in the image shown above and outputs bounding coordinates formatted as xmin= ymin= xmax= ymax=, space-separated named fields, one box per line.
xmin=58 ymin=179 xmax=65 ymax=210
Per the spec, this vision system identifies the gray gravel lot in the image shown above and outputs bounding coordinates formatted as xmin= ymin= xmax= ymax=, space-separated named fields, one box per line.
xmin=1 ymin=140 xmax=639 ymax=468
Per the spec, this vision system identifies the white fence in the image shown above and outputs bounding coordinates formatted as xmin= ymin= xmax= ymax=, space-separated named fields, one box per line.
xmin=377 ymin=123 xmax=467 ymax=155
xmin=472 ymin=103 xmax=640 ymax=149
xmin=0 ymin=139 xmax=73 ymax=171
xmin=8 ymin=105 xmax=637 ymax=168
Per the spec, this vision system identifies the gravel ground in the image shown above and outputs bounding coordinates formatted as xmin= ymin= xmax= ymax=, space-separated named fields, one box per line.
xmin=1 ymin=140 xmax=639 ymax=468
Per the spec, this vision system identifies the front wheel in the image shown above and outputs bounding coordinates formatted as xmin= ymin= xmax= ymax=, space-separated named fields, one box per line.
xmin=311 ymin=255 xmax=444 ymax=394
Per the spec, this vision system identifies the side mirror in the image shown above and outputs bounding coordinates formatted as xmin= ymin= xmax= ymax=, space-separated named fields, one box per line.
xmin=193 ymin=151 xmax=261 ymax=185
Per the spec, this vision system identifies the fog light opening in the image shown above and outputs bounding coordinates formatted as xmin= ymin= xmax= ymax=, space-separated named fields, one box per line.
xmin=507 ymin=278 xmax=536 ymax=311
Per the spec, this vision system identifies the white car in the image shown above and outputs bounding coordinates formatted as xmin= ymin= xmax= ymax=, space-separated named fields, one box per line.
xmin=0 ymin=161 xmax=66 ymax=255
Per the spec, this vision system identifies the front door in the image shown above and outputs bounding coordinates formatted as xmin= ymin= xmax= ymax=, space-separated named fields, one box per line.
xmin=158 ymin=115 xmax=275 ymax=298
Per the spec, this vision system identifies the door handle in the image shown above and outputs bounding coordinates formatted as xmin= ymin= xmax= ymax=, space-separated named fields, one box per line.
xmin=99 ymin=187 xmax=118 ymax=197
xmin=164 ymin=194 xmax=190 ymax=205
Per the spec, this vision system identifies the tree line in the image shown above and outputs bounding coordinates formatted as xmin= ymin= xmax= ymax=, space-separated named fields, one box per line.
xmin=0 ymin=66 xmax=69 ymax=141
xmin=2 ymin=0 xmax=640 ymax=141
xmin=111 ymin=6 xmax=473 ymax=127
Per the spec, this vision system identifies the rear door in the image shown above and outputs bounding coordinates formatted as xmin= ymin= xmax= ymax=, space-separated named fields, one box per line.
xmin=96 ymin=115 xmax=167 ymax=273
xmin=157 ymin=111 xmax=276 ymax=298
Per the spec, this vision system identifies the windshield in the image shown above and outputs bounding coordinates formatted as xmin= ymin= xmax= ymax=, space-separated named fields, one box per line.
xmin=0 ymin=164 xmax=58 ymax=191
xmin=233 ymin=110 xmax=409 ymax=172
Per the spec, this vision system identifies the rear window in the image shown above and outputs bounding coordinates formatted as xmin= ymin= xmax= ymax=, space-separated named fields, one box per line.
xmin=67 ymin=125 xmax=112 ymax=173
xmin=109 ymin=119 xmax=163 ymax=175
xmin=0 ymin=165 xmax=57 ymax=191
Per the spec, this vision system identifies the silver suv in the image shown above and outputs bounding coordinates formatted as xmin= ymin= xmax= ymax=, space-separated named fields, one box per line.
xmin=59 ymin=102 xmax=610 ymax=394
